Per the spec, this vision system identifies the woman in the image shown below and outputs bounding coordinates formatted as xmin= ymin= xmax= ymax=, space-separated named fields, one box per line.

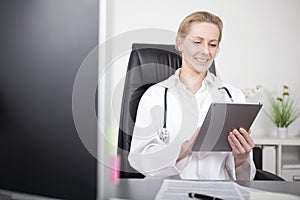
xmin=128 ymin=11 xmax=256 ymax=180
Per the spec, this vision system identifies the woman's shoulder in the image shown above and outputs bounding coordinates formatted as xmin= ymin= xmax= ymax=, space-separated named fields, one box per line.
xmin=143 ymin=83 xmax=166 ymax=95
xmin=139 ymin=83 xmax=166 ymax=105
xmin=143 ymin=73 xmax=177 ymax=95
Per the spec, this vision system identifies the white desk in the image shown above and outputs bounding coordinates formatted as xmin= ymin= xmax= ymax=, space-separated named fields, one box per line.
xmin=253 ymin=136 xmax=300 ymax=180
xmin=105 ymin=179 xmax=300 ymax=200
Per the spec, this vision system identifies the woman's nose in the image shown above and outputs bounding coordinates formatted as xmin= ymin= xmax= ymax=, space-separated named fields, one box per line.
xmin=198 ymin=43 xmax=209 ymax=55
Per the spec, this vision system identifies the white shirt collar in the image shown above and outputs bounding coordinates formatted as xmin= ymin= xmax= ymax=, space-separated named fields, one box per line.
xmin=173 ymin=68 xmax=217 ymax=94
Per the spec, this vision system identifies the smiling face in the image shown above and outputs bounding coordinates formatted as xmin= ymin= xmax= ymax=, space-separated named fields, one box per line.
xmin=177 ymin=22 xmax=220 ymax=74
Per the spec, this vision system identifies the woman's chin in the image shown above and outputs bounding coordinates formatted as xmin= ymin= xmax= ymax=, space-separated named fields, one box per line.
xmin=192 ymin=65 xmax=209 ymax=74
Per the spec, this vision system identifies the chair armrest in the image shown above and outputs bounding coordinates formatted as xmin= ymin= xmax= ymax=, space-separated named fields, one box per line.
xmin=254 ymin=169 xmax=285 ymax=181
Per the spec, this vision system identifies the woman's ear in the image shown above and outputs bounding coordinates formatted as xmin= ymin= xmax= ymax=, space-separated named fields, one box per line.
xmin=176 ymin=35 xmax=183 ymax=52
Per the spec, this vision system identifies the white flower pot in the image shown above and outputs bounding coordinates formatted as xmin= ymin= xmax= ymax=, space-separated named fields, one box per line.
xmin=277 ymin=127 xmax=288 ymax=139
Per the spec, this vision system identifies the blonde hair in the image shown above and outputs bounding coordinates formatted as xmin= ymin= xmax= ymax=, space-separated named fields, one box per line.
xmin=177 ymin=11 xmax=223 ymax=43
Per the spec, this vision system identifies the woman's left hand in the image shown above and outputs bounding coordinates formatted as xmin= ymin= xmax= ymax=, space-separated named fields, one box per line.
xmin=227 ymin=128 xmax=255 ymax=168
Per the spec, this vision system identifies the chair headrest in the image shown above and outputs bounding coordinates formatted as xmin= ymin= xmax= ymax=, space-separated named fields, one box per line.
xmin=120 ymin=44 xmax=182 ymax=136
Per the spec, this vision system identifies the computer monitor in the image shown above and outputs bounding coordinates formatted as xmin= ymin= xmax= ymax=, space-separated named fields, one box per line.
xmin=0 ymin=1 xmax=98 ymax=199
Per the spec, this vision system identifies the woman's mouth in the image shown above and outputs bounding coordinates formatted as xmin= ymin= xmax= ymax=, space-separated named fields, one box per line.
xmin=195 ymin=57 xmax=209 ymax=64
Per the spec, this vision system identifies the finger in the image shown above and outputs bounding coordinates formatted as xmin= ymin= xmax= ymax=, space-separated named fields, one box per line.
xmin=240 ymin=127 xmax=252 ymax=134
xmin=228 ymin=133 xmax=246 ymax=161
xmin=185 ymin=143 xmax=194 ymax=156
xmin=191 ymin=127 xmax=200 ymax=145
xmin=234 ymin=129 xmax=253 ymax=152
xmin=184 ymin=140 xmax=195 ymax=153
xmin=228 ymin=132 xmax=240 ymax=151
xmin=192 ymin=127 xmax=200 ymax=139
xmin=233 ymin=129 xmax=253 ymax=153
xmin=239 ymin=127 xmax=251 ymax=136
xmin=239 ymin=128 xmax=255 ymax=148
xmin=228 ymin=133 xmax=239 ymax=154
xmin=179 ymin=141 xmax=193 ymax=160
xmin=231 ymin=130 xmax=247 ymax=154
xmin=233 ymin=129 xmax=248 ymax=146
xmin=180 ymin=151 xmax=190 ymax=159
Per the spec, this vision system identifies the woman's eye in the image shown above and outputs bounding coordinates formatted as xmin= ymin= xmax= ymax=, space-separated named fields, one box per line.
xmin=193 ymin=41 xmax=201 ymax=44
xmin=210 ymin=44 xmax=217 ymax=47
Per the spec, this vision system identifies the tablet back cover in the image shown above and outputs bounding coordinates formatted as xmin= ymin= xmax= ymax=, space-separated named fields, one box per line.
xmin=192 ymin=103 xmax=262 ymax=152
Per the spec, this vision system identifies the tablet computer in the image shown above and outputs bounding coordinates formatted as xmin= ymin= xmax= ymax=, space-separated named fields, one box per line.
xmin=192 ymin=102 xmax=262 ymax=152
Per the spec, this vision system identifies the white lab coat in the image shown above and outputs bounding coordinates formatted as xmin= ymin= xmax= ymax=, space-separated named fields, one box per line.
xmin=128 ymin=69 xmax=256 ymax=180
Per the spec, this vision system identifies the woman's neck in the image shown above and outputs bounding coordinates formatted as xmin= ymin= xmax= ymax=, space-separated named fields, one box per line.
xmin=179 ymin=64 xmax=207 ymax=94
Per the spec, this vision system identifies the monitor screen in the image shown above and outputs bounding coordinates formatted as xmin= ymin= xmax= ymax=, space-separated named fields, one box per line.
xmin=0 ymin=0 xmax=98 ymax=199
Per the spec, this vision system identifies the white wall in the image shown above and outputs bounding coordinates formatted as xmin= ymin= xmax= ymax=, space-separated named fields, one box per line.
xmin=104 ymin=0 xmax=300 ymax=137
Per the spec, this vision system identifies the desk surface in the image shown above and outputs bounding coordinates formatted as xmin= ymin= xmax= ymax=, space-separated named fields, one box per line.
xmin=105 ymin=179 xmax=300 ymax=200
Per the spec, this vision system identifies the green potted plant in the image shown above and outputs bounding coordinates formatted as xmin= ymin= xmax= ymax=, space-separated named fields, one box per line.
xmin=265 ymin=85 xmax=300 ymax=138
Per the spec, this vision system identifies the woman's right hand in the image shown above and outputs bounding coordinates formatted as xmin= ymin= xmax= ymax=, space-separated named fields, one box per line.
xmin=177 ymin=127 xmax=200 ymax=162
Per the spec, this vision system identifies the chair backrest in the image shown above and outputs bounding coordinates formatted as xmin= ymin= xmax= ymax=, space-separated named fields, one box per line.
xmin=117 ymin=43 xmax=216 ymax=178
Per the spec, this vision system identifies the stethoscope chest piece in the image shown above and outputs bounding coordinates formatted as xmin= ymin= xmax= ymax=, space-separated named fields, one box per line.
xmin=158 ymin=127 xmax=169 ymax=144
xmin=158 ymin=87 xmax=169 ymax=144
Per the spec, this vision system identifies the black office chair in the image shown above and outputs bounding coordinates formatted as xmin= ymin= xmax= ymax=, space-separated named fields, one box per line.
xmin=117 ymin=43 xmax=284 ymax=181
xmin=254 ymin=169 xmax=284 ymax=181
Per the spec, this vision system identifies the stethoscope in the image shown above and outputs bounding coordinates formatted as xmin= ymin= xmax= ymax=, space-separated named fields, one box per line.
xmin=158 ymin=87 xmax=233 ymax=143
xmin=218 ymin=87 xmax=233 ymax=102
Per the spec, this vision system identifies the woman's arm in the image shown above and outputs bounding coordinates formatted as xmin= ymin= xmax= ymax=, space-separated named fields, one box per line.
xmin=128 ymin=86 xmax=190 ymax=178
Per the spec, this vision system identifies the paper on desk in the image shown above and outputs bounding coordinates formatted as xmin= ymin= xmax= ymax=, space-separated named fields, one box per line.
xmin=155 ymin=179 xmax=258 ymax=200
xmin=154 ymin=179 xmax=300 ymax=200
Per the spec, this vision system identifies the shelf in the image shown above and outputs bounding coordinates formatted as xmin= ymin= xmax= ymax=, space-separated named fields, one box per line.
xmin=253 ymin=136 xmax=300 ymax=180
xmin=253 ymin=136 xmax=300 ymax=145
xmin=282 ymin=161 xmax=300 ymax=169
